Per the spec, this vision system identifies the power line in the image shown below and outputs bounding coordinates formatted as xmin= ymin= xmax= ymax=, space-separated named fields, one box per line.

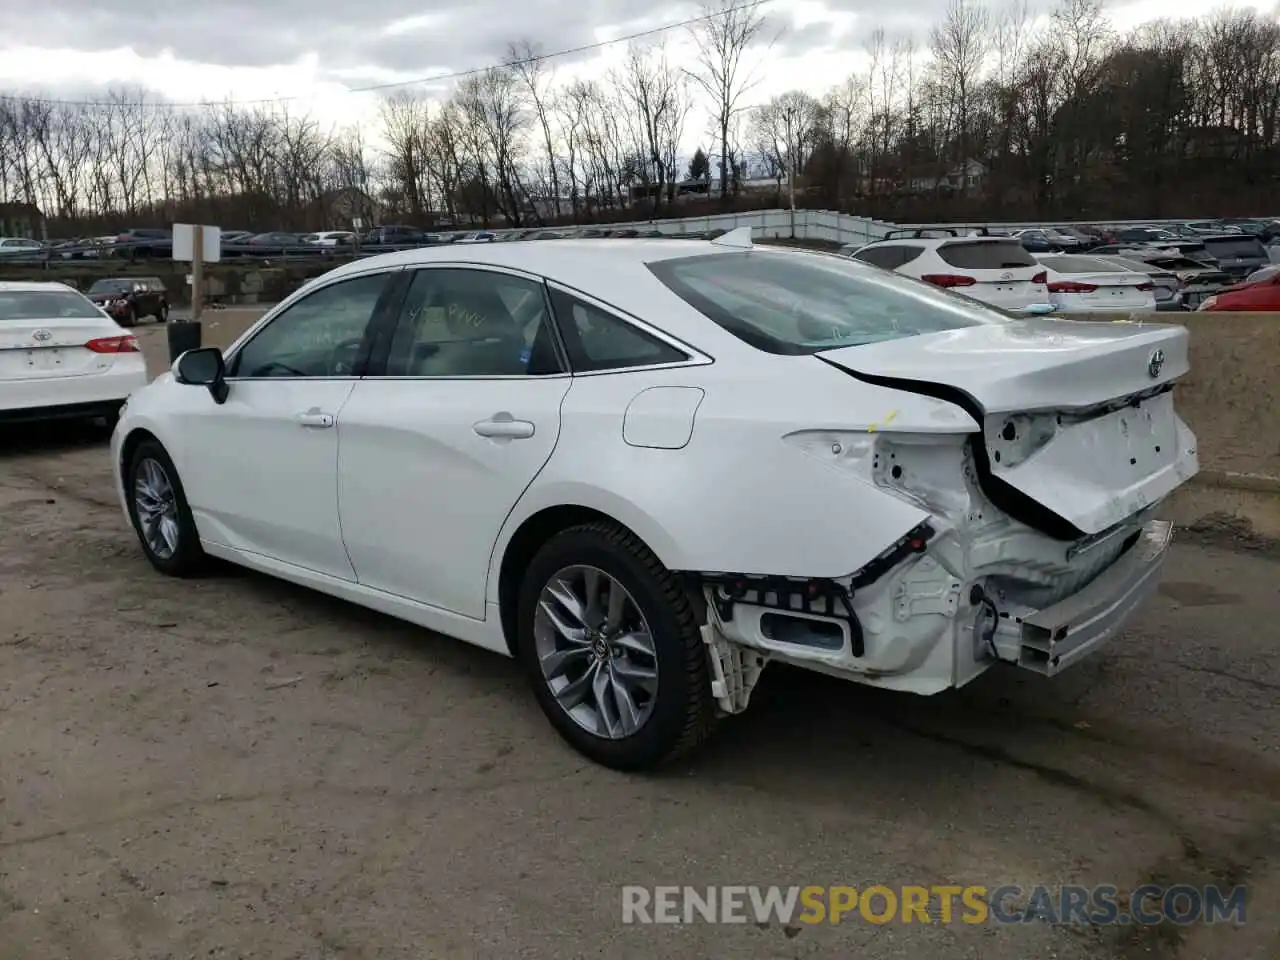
xmin=0 ymin=0 xmax=773 ymax=110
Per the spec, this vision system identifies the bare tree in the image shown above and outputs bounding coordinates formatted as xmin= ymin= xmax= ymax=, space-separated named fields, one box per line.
xmin=929 ymin=0 xmax=991 ymax=166
xmin=686 ymin=0 xmax=769 ymax=201
xmin=507 ymin=40 xmax=562 ymax=221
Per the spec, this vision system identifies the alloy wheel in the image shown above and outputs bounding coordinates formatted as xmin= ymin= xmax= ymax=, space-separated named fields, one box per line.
xmin=134 ymin=457 xmax=180 ymax=560
xmin=533 ymin=564 xmax=659 ymax=739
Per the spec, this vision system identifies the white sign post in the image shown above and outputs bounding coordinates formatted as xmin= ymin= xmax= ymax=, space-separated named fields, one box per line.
xmin=172 ymin=224 xmax=221 ymax=322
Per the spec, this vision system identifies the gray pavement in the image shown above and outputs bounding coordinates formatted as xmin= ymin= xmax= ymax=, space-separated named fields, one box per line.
xmin=0 ymin=420 xmax=1277 ymax=960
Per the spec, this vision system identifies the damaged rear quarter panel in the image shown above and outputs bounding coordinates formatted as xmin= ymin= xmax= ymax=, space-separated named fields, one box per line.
xmin=493 ymin=357 xmax=980 ymax=591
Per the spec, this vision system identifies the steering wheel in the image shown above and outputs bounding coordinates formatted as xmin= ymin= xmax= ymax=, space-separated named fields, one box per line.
xmin=327 ymin=337 xmax=365 ymax=376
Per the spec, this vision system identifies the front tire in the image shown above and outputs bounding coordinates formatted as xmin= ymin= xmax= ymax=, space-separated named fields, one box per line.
xmin=126 ymin=439 xmax=206 ymax=576
xmin=516 ymin=521 xmax=717 ymax=770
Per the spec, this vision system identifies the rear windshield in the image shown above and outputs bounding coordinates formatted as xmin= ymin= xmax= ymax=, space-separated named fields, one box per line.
xmin=0 ymin=291 xmax=104 ymax=321
xmin=1041 ymin=255 xmax=1131 ymax=274
xmin=646 ymin=251 xmax=997 ymax=355
xmin=1201 ymin=236 xmax=1267 ymax=257
xmin=937 ymin=240 xmax=1036 ymax=270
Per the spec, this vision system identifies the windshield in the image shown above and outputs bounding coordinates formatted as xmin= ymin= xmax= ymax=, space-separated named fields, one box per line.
xmin=89 ymin=279 xmax=133 ymax=294
xmin=646 ymin=251 xmax=997 ymax=355
xmin=0 ymin=290 xmax=104 ymax=321
xmin=1202 ymin=236 xmax=1267 ymax=257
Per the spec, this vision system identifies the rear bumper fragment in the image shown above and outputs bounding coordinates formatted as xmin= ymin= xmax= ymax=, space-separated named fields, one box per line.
xmin=1015 ymin=519 xmax=1172 ymax=676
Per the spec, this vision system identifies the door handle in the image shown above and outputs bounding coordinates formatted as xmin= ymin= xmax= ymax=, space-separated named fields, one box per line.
xmin=296 ymin=408 xmax=335 ymax=429
xmin=473 ymin=412 xmax=535 ymax=440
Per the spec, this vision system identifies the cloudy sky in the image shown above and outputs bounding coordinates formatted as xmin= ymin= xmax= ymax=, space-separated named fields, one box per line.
xmin=0 ymin=0 xmax=1268 ymax=144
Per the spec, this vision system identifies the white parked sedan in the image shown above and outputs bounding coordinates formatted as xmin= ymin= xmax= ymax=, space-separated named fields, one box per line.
xmin=1 ymin=281 xmax=147 ymax=427
xmin=1034 ymin=254 xmax=1158 ymax=314
xmin=110 ymin=231 xmax=1199 ymax=770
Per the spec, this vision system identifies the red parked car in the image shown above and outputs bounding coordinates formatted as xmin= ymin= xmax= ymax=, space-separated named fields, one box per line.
xmin=1197 ymin=267 xmax=1280 ymax=311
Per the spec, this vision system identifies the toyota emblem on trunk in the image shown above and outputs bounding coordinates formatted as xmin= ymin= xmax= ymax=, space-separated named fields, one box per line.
xmin=1147 ymin=348 xmax=1165 ymax=379
xmin=32 ymin=329 xmax=52 ymax=342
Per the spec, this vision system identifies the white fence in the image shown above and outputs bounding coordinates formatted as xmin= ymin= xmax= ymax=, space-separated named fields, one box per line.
xmin=576 ymin=208 xmax=897 ymax=246
xmin=510 ymin=208 xmax=1272 ymax=246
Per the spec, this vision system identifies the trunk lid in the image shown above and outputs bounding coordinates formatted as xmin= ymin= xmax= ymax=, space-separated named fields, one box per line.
xmin=0 ymin=318 xmax=125 ymax=380
xmin=817 ymin=318 xmax=1197 ymax=537
xmin=818 ymin=318 xmax=1187 ymax=414
xmin=1049 ymin=272 xmax=1153 ymax=309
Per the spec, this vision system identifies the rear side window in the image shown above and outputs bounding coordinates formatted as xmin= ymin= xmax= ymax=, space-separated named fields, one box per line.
xmin=937 ymin=241 xmax=1036 ymax=270
xmin=548 ymin=288 xmax=688 ymax=371
xmin=851 ymin=245 xmax=906 ymax=269
xmin=0 ymin=290 xmax=103 ymax=321
xmin=1202 ymin=237 xmax=1267 ymax=258
xmin=647 ymin=251 xmax=995 ymax=355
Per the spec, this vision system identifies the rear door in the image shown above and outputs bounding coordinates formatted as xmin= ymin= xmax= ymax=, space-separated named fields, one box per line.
xmin=933 ymin=240 xmax=1049 ymax=311
xmin=335 ymin=265 xmax=572 ymax=619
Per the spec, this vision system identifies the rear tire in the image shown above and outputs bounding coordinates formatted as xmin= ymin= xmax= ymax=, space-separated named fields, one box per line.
xmin=157 ymin=303 xmax=169 ymax=323
xmin=516 ymin=521 xmax=717 ymax=770
xmin=125 ymin=438 xmax=206 ymax=577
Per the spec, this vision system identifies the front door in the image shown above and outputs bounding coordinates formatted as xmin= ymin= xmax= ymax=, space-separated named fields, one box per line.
xmin=336 ymin=266 xmax=571 ymax=619
xmin=175 ymin=269 xmax=398 ymax=580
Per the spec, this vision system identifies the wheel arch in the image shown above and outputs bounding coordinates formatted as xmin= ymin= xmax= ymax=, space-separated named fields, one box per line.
xmin=495 ymin=502 xmax=705 ymax=658
xmin=118 ymin=426 xmax=161 ymax=487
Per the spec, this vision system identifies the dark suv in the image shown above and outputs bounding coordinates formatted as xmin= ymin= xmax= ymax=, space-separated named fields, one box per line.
xmin=113 ymin=228 xmax=172 ymax=259
xmin=1196 ymin=234 xmax=1271 ymax=279
xmin=86 ymin=276 xmax=170 ymax=325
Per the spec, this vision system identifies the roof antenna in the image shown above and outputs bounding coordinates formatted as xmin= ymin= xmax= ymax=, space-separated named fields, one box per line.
xmin=712 ymin=226 xmax=754 ymax=249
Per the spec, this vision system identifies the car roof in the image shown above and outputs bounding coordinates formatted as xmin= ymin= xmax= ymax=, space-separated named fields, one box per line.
xmin=323 ymin=237 xmax=737 ymax=286
xmin=857 ymin=235 xmax=1013 ymax=249
xmin=0 ymin=280 xmax=77 ymax=293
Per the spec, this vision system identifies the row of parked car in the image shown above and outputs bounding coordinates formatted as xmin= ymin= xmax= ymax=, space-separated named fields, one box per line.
xmin=0 ymin=222 xmax=701 ymax=263
xmin=838 ymin=223 xmax=1280 ymax=313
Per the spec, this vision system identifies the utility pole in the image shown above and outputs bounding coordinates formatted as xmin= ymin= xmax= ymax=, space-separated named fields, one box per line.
xmin=191 ymin=224 xmax=205 ymax=323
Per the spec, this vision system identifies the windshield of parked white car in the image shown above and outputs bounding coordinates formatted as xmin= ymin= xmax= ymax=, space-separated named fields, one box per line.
xmin=647 ymin=251 xmax=997 ymax=354
xmin=0 ymin=291 xmax=104 ymax=321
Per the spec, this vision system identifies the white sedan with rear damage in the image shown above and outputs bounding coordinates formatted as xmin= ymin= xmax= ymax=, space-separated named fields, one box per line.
xmin=1 ymin=280 xmax=147 ymax=428
xmin=109 ymin=230 xmax=1199 ymax=771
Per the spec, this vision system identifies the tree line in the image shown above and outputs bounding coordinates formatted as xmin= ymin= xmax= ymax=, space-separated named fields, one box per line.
xmin=1 ymin=0 xmax=1277 ymax=238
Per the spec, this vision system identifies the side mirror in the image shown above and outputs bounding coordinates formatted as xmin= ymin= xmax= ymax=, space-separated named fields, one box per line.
xmin=174 ymin=347 xmax=229 ymax=404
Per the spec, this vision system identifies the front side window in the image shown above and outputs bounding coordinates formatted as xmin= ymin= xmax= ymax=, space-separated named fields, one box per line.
xmin=648 ymin=251 xmax=996 ymax=355
xmin=229 ymin=272 xmax=389 ymax=378
xmin=384 ymin=268 xmax=562 ymax=377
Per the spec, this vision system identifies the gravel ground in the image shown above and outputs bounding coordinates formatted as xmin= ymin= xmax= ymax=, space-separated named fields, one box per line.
xmin=0 ymin=313 xmax=1277 ymax=959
